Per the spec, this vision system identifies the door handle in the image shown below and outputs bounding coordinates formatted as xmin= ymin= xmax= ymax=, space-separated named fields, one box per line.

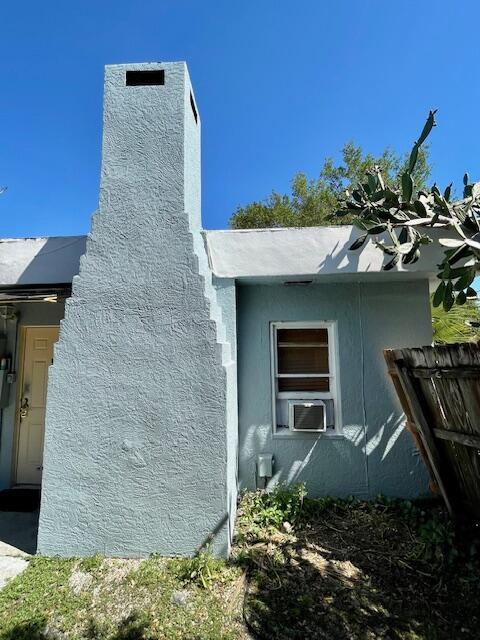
xmin=20 ymin=397 xmax=29 ymax=419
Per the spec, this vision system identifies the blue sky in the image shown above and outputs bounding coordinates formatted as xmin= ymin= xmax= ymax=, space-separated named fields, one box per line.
xmin=1 ymin=1 xmax=480 ymax=237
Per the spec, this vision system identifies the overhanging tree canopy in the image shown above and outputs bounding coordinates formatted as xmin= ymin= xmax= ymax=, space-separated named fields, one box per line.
xmin=338 ymin=111 xmax=480 ymax=311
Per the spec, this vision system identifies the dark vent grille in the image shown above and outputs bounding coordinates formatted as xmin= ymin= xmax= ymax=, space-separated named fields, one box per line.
xmin=294 ymin=404 xmax=325 ymax=430
xmin=126 ymin=70 xmax=165 ymax=86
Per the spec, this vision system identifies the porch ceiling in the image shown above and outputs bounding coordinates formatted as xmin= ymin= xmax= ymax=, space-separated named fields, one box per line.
xmin=0 ymin=284 xmax=72 ymax=304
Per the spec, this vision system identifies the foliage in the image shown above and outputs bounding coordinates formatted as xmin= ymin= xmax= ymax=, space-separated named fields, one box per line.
xmin=229 ymin=143 xmax=430 ymax=229
xmin=238 ymin=490 xmax=480 ymax=639
xmin=236 ymin=483 xmax=307 ymax=541
xmin=431 ymin=296 xmax=480 ymax=343
xmin=339 ymin=110 xmax=480 ymax=310
xmin=172 ymin=549 xmax=227 ymax=589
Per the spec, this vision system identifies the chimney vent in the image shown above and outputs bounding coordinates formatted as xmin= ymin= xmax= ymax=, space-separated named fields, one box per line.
xmin=126 ymin=69 xmax=165 ymax=86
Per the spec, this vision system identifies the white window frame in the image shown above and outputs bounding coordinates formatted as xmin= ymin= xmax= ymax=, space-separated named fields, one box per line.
xmin=270 ymin=321 xmax=342 ymax=436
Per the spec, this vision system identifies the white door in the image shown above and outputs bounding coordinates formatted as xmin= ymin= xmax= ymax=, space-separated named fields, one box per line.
xmin=16 ymin=326 xmax=59 ymax=485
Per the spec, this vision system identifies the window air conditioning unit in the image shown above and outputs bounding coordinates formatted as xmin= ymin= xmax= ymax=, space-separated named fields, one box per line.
xmin=288 ymin=400 xmax=327 ymax=432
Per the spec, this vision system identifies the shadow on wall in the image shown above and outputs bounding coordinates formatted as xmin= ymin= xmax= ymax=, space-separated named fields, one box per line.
xmin=3 ymin=236 xmax=86 ymax=287
xmin=315 ymin=225 xmax=447 ymax=277
xmin=316 ymin=227 xmax=361 ymax=275
xmin=239 ymin=412 xmax=427 ymax=500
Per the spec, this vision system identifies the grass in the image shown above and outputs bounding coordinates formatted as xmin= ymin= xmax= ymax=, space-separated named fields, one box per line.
xmin=1 ymin=486 xmax=479 ymax=639
xmin=0 ymin=555 xmax=245 ymax=639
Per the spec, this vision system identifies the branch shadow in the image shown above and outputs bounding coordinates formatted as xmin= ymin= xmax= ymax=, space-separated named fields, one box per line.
xmin=0 ymin=612 xmax=150 ymax=640
xmin=240 ymin=503 xmax=479 ymax=640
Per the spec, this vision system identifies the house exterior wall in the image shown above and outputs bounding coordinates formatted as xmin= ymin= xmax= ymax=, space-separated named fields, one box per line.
xmin=0 ymin=302 xmax=65 ymax=490
xmin=237 ymin=280 xmax=433 ymax=498
xmin=213 ymin=277 xmax=238 ymax=540
xmin=38 ymin=62 xmax=234 ymax=557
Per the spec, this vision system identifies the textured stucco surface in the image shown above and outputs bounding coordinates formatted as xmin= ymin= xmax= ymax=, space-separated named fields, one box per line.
xmin=237 ymin=280 xmax=433 ymax=499
xmin=38 ymin=62 xmax=235 ymax=557
xmin=213 ymin=278 xmax=238 ymax=539
xmin=0 ymin=302 xmax=65 ymax=491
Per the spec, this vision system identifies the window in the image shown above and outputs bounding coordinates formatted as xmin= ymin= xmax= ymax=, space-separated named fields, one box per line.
xmin=270 ymin=322 xmax=341 ymax=435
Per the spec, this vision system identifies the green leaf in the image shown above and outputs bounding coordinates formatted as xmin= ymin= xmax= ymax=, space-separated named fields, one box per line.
xmin=433 ymin=281 xmax=446 ymax=307
xmin=408 ymin=145 xmax=419 ymax=174
xmin=454 ymin=272 xmax=475 ymax=291
xmin=366 ymin=224 xmax=387 ymax=234
xmin=444 ymin=244 xmax=471 ymax=266
xmin=383 ymin=254 xmax=399 ymax=271
xmin=413 ymin=200 xmax=428 ymax=217
xmin=444 ymin=262 xmax=451 ymax=278
xmin=398 ymin=227 xmax=408 ymax=244
xmin=401 ymin=173 xmax=413 ymax=203
xmin=467 ymin=287 xmax=477 ymax=298
xmin=443 ymin=281 xmax=454 ymax=311
xmin=384 ymin=187 xmax=399 ymax=206
xmin=456 ymin=290 xmax=467 ymax=305
xmin=437 ymin=266 xmax=469 ymax=279
xmin=367 ymin=174 xmax=377 ymax=194
xmin=349 ymin=235 xmax=367 ymax=250
xmin=402 ymin=248 xmax=420 ymax=264
xmin=444 ymin=183 xmax=452 ymax=202
xmin=417 ymin=109 xmax=437 ymax=147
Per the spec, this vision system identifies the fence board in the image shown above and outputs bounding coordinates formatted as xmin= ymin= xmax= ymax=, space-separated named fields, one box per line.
xmin=385 ymin=344 xmax=480 ymax=518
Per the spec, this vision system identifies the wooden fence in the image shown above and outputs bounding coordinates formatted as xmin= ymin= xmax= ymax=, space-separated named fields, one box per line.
xmin=385 ymin=344 xmax=480 ymax=518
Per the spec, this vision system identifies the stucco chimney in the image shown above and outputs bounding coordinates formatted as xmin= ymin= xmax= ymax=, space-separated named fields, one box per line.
xmin=38 ymin=63 xmax=237 ymax=557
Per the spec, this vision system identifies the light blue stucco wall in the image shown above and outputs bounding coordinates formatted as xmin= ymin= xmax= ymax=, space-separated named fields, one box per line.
xmin=237 ymin=280 xmax=432 ymax=499
xmin=213 ymin=277 xmax=238 ymax=540
xmin=0 ymin=302 xmax=65 ymax=490
xmin=38 ymin=62 xmax=235 ymax=557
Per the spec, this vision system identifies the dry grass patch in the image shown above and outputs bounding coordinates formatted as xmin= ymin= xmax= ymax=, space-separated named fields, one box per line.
xmin=0 ymin=554 xmax=247 ymax=639
xmin=235 ymin=488 xmax=480 ymax=640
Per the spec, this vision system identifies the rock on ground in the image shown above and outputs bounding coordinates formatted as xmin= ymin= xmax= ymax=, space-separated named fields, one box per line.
xmin=0 ymin=556 xmax=28 ymax=589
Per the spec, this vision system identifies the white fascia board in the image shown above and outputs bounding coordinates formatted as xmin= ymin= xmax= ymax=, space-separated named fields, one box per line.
xmin=0 ymin=236 xmax=86 ymax=286
xmin=204 ymin=226 xmax=449 ymax=281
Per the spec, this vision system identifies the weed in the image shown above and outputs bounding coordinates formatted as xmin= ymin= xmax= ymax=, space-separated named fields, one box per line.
xmin=78 ymin=554 xmax=104 ymax=573
xmin=172 ymin=549 xmax=227 ymax=589
xmin=236 ymin=483 xmax=307 ymax=541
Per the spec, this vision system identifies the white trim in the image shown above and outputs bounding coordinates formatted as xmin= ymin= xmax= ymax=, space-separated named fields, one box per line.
xmin=270 ymin=321 xmax=343 ymax=436
xmin=12 ymin=324 xmax=59 ymax=486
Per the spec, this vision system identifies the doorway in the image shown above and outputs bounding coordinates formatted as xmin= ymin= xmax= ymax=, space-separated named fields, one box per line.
xmin=15 ymin=326 xmax=59 ymax=485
